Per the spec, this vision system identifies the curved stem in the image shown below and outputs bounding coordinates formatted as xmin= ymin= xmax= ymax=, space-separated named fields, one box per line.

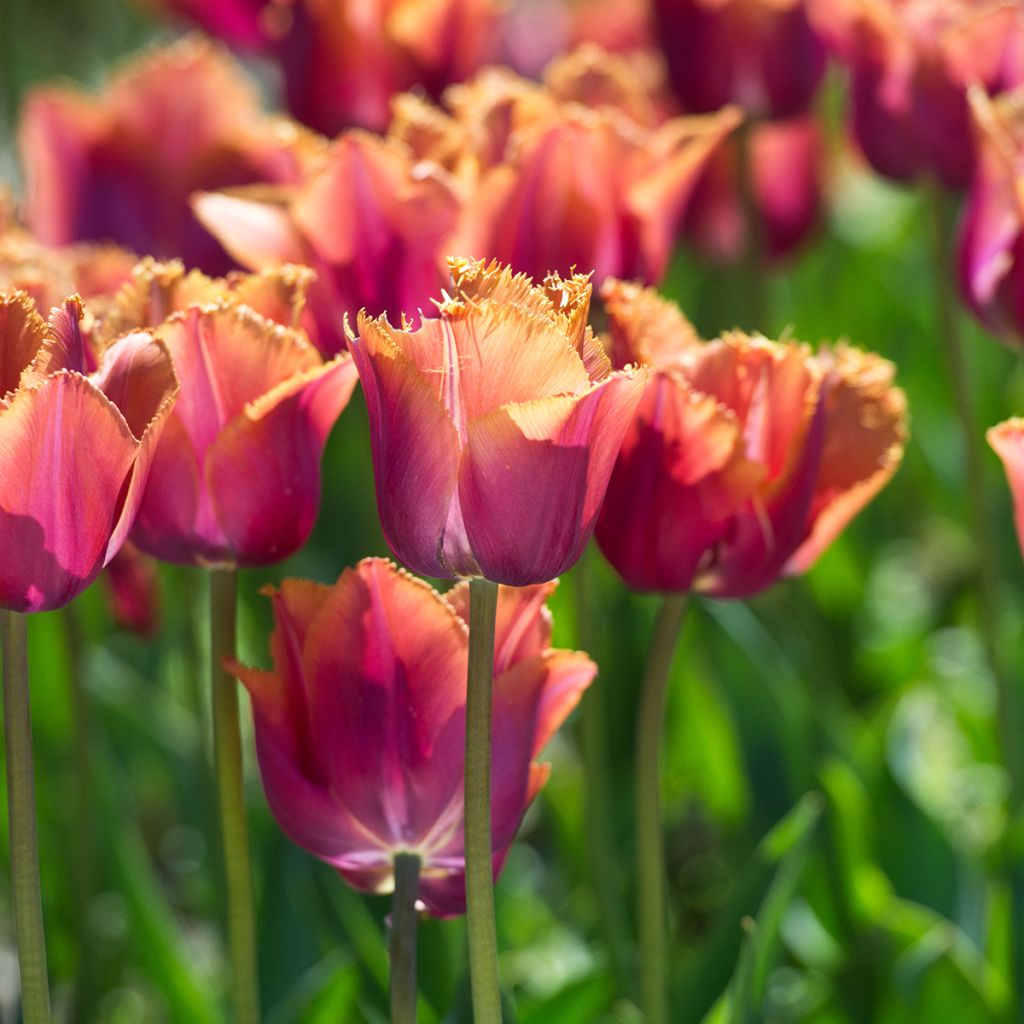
xmin=635 ymin=593 xmax=689 ymax=1024
xmin=2 ymin=610 xmax=51 ymax=1024
xmin=210 ymin=568 xmax=260 ymax=1024
xmin=737 ymin=117 xmax=768 ymax=332
xmin=573 ymin=558 xmax=634 ymax=992
xmin=464 ymin=576 xmax=502 ymax=1023
xmin=390 ymin=853 xmax=421 ymax=1024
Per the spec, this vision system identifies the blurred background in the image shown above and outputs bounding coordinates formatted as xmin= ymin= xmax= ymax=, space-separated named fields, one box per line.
xmin=3 ymin=0 xmax=1024 ymax=1021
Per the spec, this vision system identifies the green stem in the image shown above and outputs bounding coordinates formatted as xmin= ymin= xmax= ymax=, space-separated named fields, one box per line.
xmin=210 ymin=568 xmax=260 ymax=1024
xmin=737 ymin=116 xmax=767 ymax=332
xmin=64 ymin=604 xmax=97 ymax=1023
xmin=573 ymin=558 xmax=634 ymax=992
xmin=636 ymin=593 xmax=689 ymax=1024
xmin=390 ymin=853 xmax=421 ymax=1024
xmin=464 ymin=576 xmax=502 ymax=1023
xmin=925 ymin=183 xmax=1024 ymax=1013
xmin=2 ymin=610 xmax=51 ymax=1024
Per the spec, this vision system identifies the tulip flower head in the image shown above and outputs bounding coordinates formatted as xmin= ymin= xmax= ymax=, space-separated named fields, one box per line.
xmin=959 ymin=86 xmax=1024 ymax=347
xmin=653 ymin=0 xmax=827 ymax=120
xmin=193 ymin=132 xmax=462 ymax=355
xmin=389 ymin=52 xmax=742 ymax=285
xmin=347 ymin=257 xmax=647 ymax=585
xmin=595 ymin=281 xmax=908 ymax=596
xmin=0 ymin=292 xmax=178 ymax=612
xmin=128 ymin=293 xmax=358 ymax=567
xmin=811 ymin=0 xmax=1024 ymax=189
xmin=229 ymin=558 xmax=594 ymax=916
xmin=18 ymin=36 xmax=321 ymax=274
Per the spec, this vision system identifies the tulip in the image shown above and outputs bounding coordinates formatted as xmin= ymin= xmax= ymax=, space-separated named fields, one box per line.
xmin=193 ymin=131 xmax=461 ymax=355
xmin=128 ymin=300 xmax=358 ymax=567
xmin=653 ymin=0 xmax=826 ymax=120
xmin=0 ymin=292 xmax=178 ymax=613
xmin=959 ymin=86 xmax=1024 ymax=347
xmin=103 ymin=543 xmax=161 ymax=638
xmin=18 ymin=36 xmax=320 ymax=275
xmin=682 ymin=115 xmax=823 ymax=266
xmin=989 ymin=419 xmax=1024 ymax=556
xmin=230 ymin=558 xmax=593 ymax=915
xmin=430 ymin=58 xmax=741 ymax=285
xmin=348 ymin=257 xmax=647 ymax=585
xmin=157 ymin=0 xmax=500 ymax=134
xmin=0 ymin=291 xmax=177 ymax=1023
xmin=595 ymin=279 xmax=908 ymax=596
xmin=811 ymin=0 xmax=1024 ymax=189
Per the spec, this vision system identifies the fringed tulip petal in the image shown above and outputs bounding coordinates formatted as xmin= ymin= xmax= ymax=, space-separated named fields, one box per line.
xmin=192 ymin=190 xmax=309 ymax=270
xmin=460 ymin=369 xmax=647 ymax=585
xmin=0 ymin=292 xmax=48 ymax=396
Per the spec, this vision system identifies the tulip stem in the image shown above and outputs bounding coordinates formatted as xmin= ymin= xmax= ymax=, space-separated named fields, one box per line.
xmin=464 ymin=576 xmax=502 ymax=1023
xmin=636 ymin=593 xmax=689 ymax=1024
xmin=390 ymin=852 xmax=421 ymax=1024
xmin=2 ymin=610 xmax=51 ymax=1024
xmin=210 ymin=568 xmax=260 ymax=1024
xmin=737 ymin=117 xmax=768 ymax=331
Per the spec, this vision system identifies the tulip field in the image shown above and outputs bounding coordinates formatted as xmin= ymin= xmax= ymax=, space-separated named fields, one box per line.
xmin=5 ymin=0 xmax=1024 ymax=1022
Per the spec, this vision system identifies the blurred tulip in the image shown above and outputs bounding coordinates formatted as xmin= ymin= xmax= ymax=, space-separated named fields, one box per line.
xmin=157 ymin=0 xmax=500 ymax=134
xmin=682 ymin=115 xmax=823 ymax=265
xmin=348 ymin=257 xmax=646 ymax=584
xmin=129 ymin=300 xmax=358 ymax=567
xmin=595 ymin=281 xmax=908 ymax=596
xmin=989 ymin=418 xmax=1024 ymax=556
xmin=18 ymin=36 xmax=322 ymax=275
xmin=229 ymin=558 xmax=593 ymax=916
xmin=959 ymin=86 xmax=1024 ymax=346
xmin=193 ymin=132 xmax=461 ymax=355
xmin=811 ymin=0 xmax=1024 ymax=189
xmin=103 ymin=543 xmax=161 ymax=637
xmin=391 ymin=52 xmax=740 ymax=285
xmin=653 ymin=0 xmax=826 ymax=120
xmin=0 ymin=293 xmax=178 ymax=612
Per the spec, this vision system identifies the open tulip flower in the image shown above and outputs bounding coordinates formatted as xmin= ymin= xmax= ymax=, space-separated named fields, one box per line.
xmin=388 ymin=50 xmax=741 ymax=285
xmin=653 ymin=0 xmax=827 ymax=120
xmin=158 ymin=0 xmax=500 ymax=135
xmin=0 ymin=292 xmax=178 ymax=612
xmin=128 ymin=297 xmax=358 ymax=567
xmin=193 ymin=131 xmax=461 ymax=355
xmin=811 ymin=0 xmax=1024 ymax=189
xmin=595 ymin=280 xmax=908 ymax=596
xmin=347 ymin=257 xmax=647 ymax=585
xmin=959 ymin=86 xmax=1024 ymax=347
xmin=229 ymin=558 xmax=594 ymax=916
xmin=18 ymin=36 xmax=322 ymax=275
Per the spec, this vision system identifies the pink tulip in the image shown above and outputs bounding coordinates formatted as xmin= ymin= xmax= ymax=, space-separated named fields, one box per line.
xmin=193 ymin=131 xmax=461 ymax=355
xmin=229 ymin=558 xmax=593 ymax=916
xmin=595 ymin=280 xmax=908 ymax=596
xmin=18 ymin=37 xmax=318 ymax=275
xmin=0 ymin=293 xmax=178 ymax=612
xmin=958 ymin=85 xmax=1024 ymax=346
xmin=157 ymin=0 xmax=500 ymax=134
xmin=347 ymin=258 xmax=647 ymax=584
xmin=811 ymin=0 xmax=1024 ymax=189
xmin=653 ymin=0 xmax=827 ymax=119
xmin=128 ymin=299 xmax=358 ymax=567
xmin=103 ymin=543 xmax=161 ymax=638
xmin=682 ymin=115 xmax=823 ymax=265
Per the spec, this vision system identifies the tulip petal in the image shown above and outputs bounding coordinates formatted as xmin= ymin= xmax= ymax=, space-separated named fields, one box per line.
xmin=601 ymin=277 xmax=702 ymax=371
xmin=460 ymin=368 xmax=646 ymax=585
xmin=0 ymin=372 xmax=137 ymax=611
xmin=446 ymin=580 xmax=557 ymax=670
xmin=192 ymin=189 xmax=309 ymax=269
xmin=205 ymin=355 xmax=358 ymax=565
xmin=302 ymin=559 xmax=470 ymax=850
xmin=349 ymin=320 xmax=465 ymax=578
xmin=0 ymin=292 xmax=47 ymax=397
xmin=21 ymin=296 xmax=89 ymax=387
xmin=989 ymin=418 xmax=1024 ymax=559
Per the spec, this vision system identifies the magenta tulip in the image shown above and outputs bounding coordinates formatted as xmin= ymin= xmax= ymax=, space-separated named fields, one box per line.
xmin=229 ymin=558 xmax=593 ymax=916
